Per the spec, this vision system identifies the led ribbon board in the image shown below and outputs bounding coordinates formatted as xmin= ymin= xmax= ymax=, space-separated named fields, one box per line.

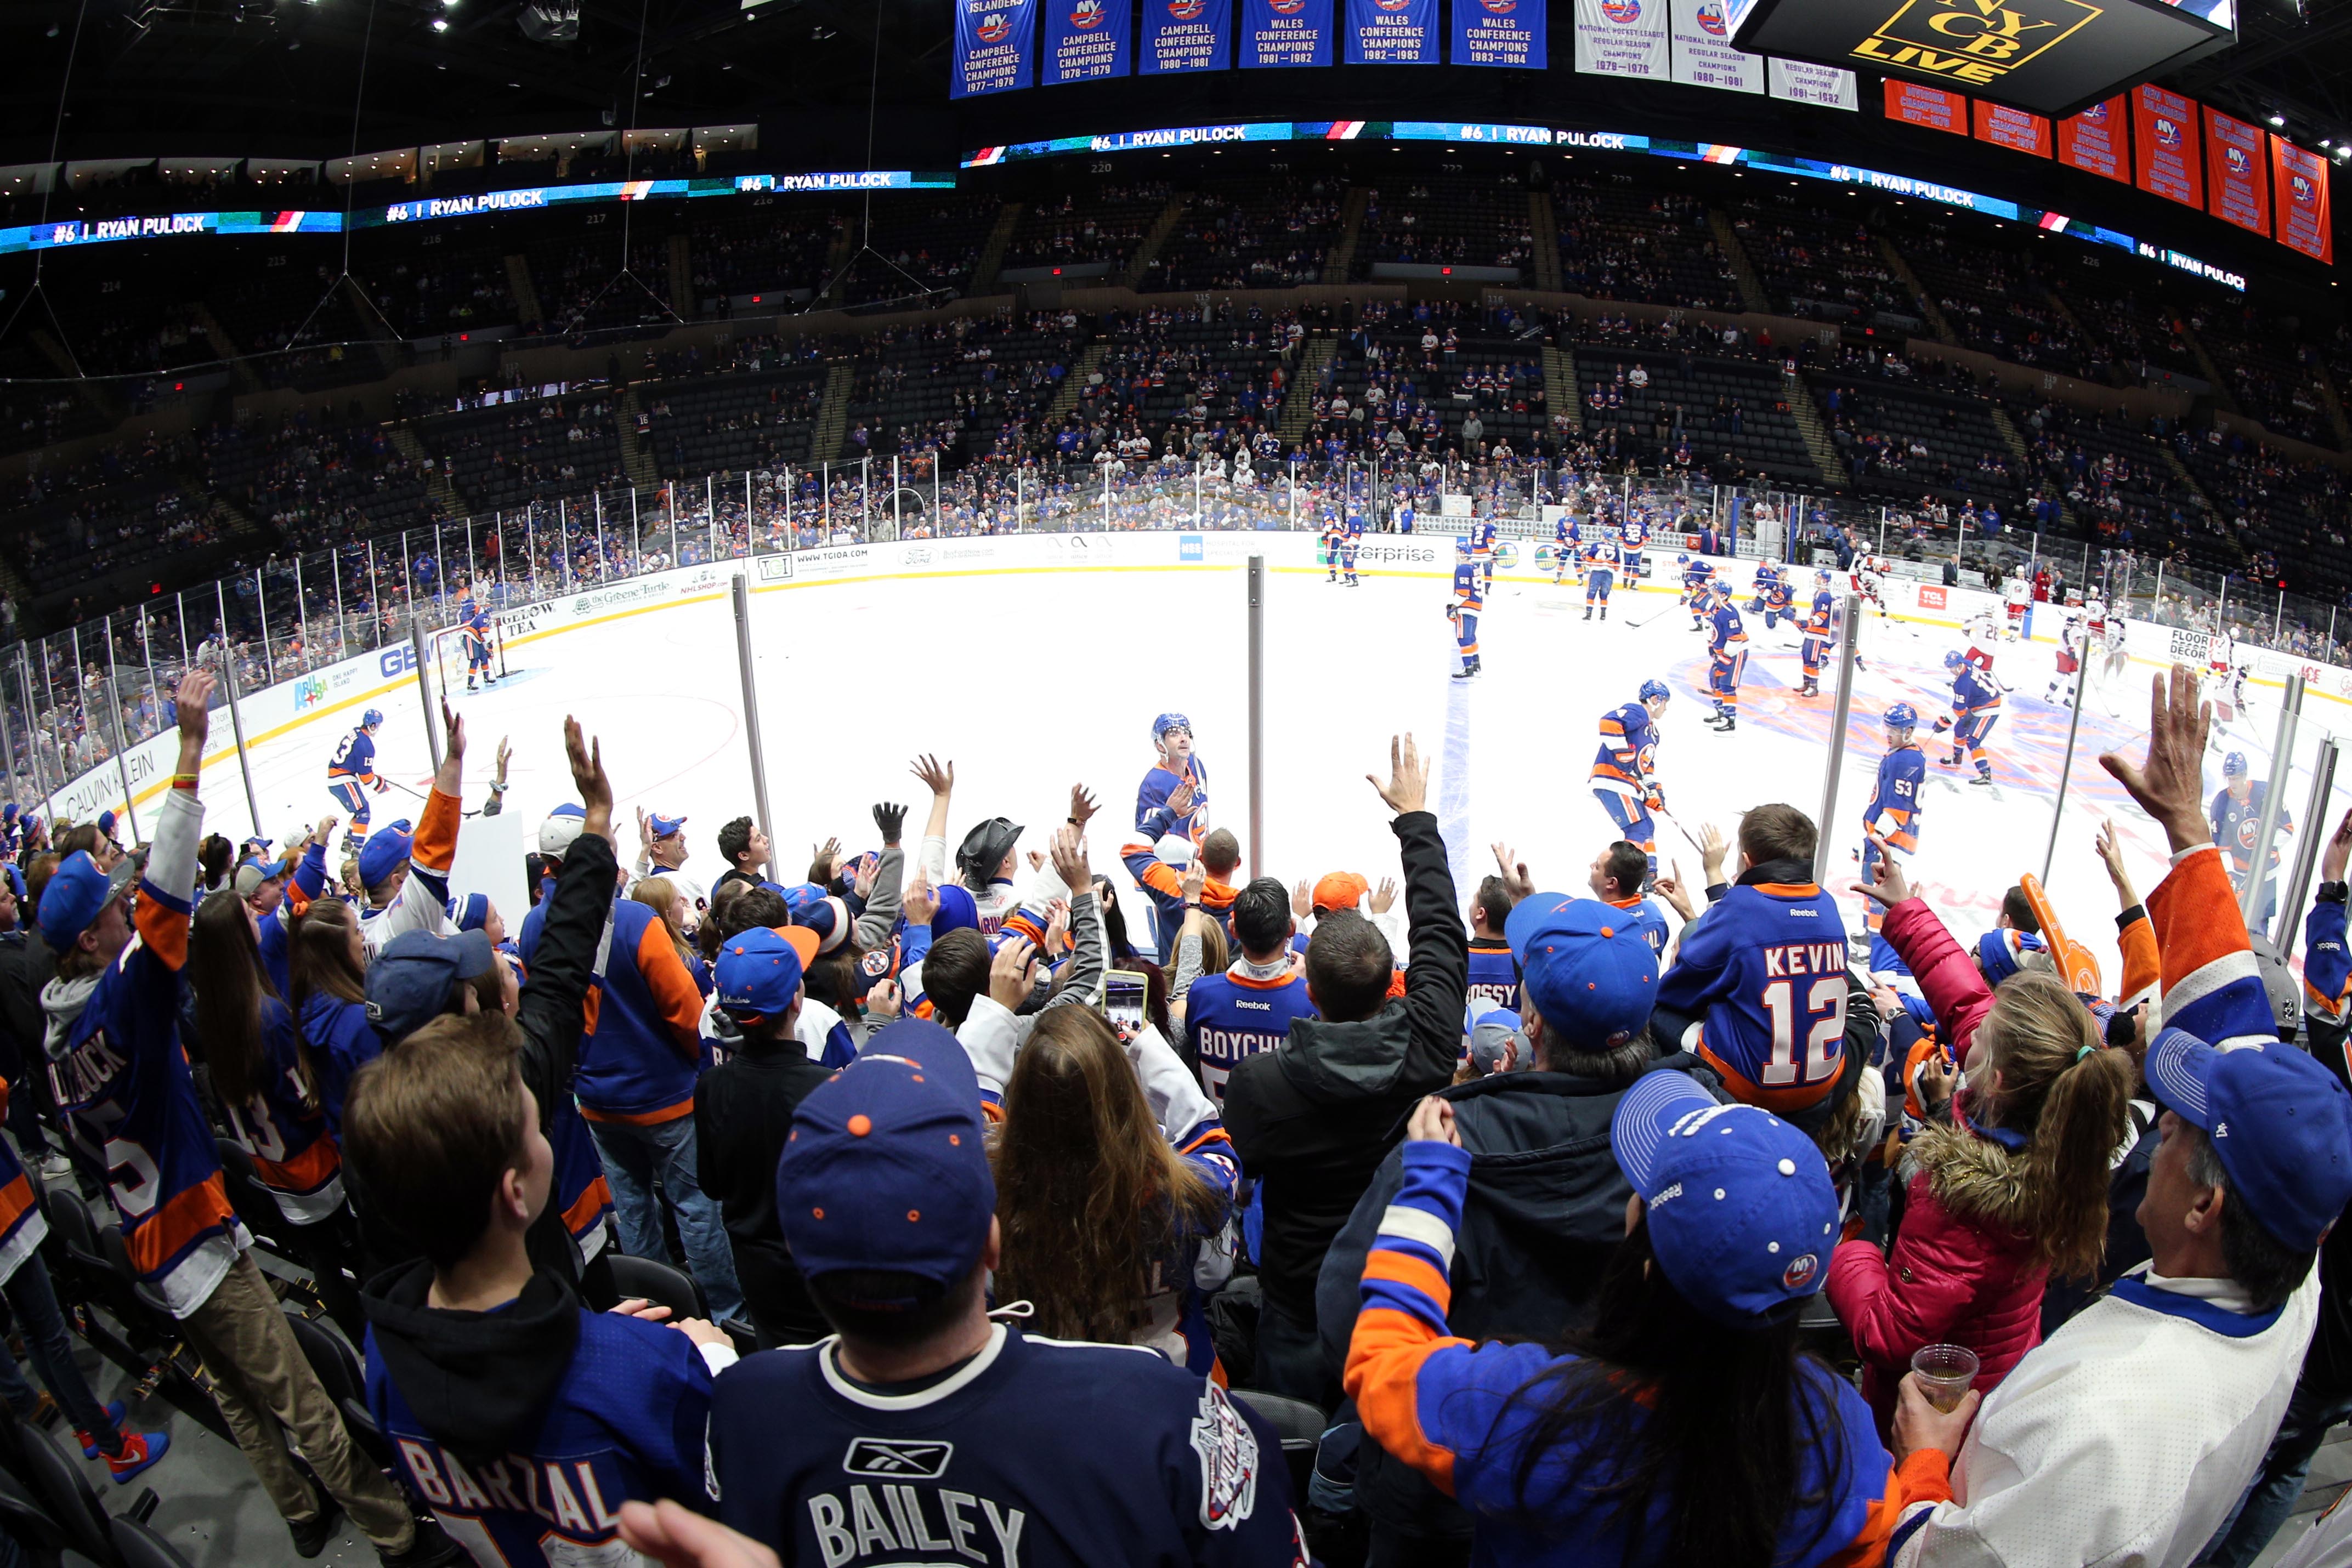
xmin=1725 ymin=0 xmax=2235 ymax=118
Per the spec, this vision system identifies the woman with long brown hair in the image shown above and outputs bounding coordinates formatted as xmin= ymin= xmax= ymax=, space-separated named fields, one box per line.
xmin=991 ymin=1005 xmax=1236 ymax=1379
xmin=188 ymin=889 xmax=365 ymax=1338
xmin=631 ymin=876 xmax=709 ymax=993
xmin=288 ymin=895 xmax=376 ymax=1133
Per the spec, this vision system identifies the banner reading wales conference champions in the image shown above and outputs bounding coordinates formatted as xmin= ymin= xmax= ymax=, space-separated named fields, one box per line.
xmin=1452 ymin=0 xmax=1545 ymax=67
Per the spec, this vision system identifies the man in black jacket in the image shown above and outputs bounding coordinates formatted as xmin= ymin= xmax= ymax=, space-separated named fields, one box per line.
xmin=1223 ymin=734 xmax=1465 ymax=1408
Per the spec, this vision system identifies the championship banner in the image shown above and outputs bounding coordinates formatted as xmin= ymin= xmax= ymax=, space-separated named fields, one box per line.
xmin=1242 ymin=0 xmax=1332 ymax=64
xmin=1144 ymin=0 xmax=1232 ymax=72
xmin=1974 ymin=101 xmax=2052 ymax=157
xmin=1345 ymin=0 xmax=1437 ymax=63
xmin=1573 ymin=0 xmax=1668 ymax=79
xmin=953 ymin=0 xmax=1036 ymax=96
xmin=2056 ymin=95 xmax=2128 ymax=183
xmin=1045 ymin=0 xmax=1132 ymax=83
xmin=2272 ymin=136 xmax=2334 ymax=264
xmin=1668 ymin=0 xmax=1762 ymax=93
xmin=1767 ymin=59 xmax=1857 ymax=111
xmin=2132 ymin=83 xmax=2203 ymax=209
xmin=1885 ymin=80 xmax=1966 ymax=135
xmin=1452 ymin=0 xmax=1545 ymax=67
xmin=2203 ymin=107 xmax=2268 ymax=236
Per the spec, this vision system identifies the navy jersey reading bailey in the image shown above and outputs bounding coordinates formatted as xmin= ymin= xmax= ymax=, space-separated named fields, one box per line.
xmin=706 ymin=1323 xmax=1307 ymax=1567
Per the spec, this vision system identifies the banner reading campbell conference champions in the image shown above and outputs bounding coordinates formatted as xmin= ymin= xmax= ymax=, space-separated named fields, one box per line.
xmin=954 ymin=0 xmax=1037 ymax=95
xmin=1045 ymin=0 xmax=1132 ymax=83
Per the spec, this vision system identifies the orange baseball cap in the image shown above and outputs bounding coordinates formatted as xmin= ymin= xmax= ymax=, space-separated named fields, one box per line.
xmin=1312 ymin=871 xmax=1369 ymax=913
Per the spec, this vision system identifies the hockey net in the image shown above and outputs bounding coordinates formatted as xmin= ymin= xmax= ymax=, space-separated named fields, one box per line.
xmin=432 ymin=621 xmax=508 ymax=692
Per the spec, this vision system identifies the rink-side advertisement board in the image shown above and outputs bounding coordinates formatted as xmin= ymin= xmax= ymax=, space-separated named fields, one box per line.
xmin=45 ymin=536 xmax=2352 ymax=823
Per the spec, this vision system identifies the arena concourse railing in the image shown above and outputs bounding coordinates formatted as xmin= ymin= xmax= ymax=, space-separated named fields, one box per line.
xmin=3 ymin=452 xmax=2337 ymax=826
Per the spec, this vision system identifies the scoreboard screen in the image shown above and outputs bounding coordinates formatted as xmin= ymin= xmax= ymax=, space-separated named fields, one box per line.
xmin=1728 ymin=0 xmax=2235 ymax=118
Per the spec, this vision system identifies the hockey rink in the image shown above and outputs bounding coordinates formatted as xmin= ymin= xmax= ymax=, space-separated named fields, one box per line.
xmin=194 ymin=549 xmax=2340 ymax=986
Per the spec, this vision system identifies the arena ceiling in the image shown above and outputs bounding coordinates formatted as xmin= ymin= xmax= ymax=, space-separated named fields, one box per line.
xmin=2 ymin=0 xmax=2351 ymax=192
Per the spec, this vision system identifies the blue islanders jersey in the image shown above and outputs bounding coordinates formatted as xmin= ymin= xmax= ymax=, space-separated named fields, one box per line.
xmin=327 ymin=725 xmax=377 ymax=783
xmin=1136 ymin=758 xmax=1209 ymax=844
xmin=1655 ymin=877 xmax=1849 ymax=1112
xmin=2212 ymin=783 xmax=2289 ymax=874
xmin=1604 ymin=895 xmax=1673 ymax=960
xmin=1683 ymin=559 xmax=1715 ymax=593
xmin=1346 ymin=514 xmax=1368 ymax=540
xmin=46 ymin=786 xmax=244 ymax=1316
xmin=1805 ymin=591 xmax=1837 ymax=638
xmin=1583 ymin=538 xmax=1625 ymax=572
xmin=1866 ymin=745 xmax=1928 ymax=852
xmin=2306 ymin=896 xmax=2351 ymax=1026
xmin=1466 ymin=939 xmax=1518 ymax=1011
xmin=368 ymin=1308 xmax=716 ymax=1566
xmin=1591 ymin=701 xmax=1659 ymax=799
xmin=216 ymin=995 xmax=344 ymax=1225
xmin=1952 ymin=666 xmax=2002 ymax=720
xmin=1709 ymin=601 xmax=1748 ymax=658
xmin=1473 ymin=521 xmax=1497 ymax=559
xmin=1184 ymin=967 xmax=1318 ymax=1104
xmin=1452 ymin=561 xmax=1484 ymax=611
xmin=707 ymin=1326 xmax=1307 ymax=1567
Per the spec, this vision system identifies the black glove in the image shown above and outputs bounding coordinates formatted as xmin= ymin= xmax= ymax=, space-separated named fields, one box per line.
xmin=872 ymin=800 xmax=908 ymax=844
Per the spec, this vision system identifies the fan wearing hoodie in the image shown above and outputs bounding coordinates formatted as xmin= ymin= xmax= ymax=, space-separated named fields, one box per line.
xmin=1223 ymin=735 xmax=1467 ymax=1408
xmin=39 ymin=670 xmax=446 ymax=1566
xmin=345 ymin=989 xmax=735 ymax=1568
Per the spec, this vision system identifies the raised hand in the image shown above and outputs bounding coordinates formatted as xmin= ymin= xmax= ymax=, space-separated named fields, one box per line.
xmin=1181 ymin=857 xmax=1209 ymax=904
xmin=909 ymin=754 xmax=954 ymax=797
xmin=902 ymin=866 xmax=939 ymax=925
xmin=1292 ymin=878 xmax=1312 ymax=918
xmin=809 ymin=837 xmax=841 ymax=884
xmin=1366 ymin=732 xmax=1430 ymax=816
xmin=1853 ymin=845 xmax=1912 ymax=909
xmin=990 ymin=936 xmax=1040 ymax=1010
xmin=1049 ymin=821 xmax=1091 ymax=893
xmin=2325 ymin=806 xmax=2352 ymax=885
xmin=871 ymin=800 xmax=908 ymax=846
xmin=2098 ymin=664 xmax=2212 ymax=854
xmin=564 ymin=717 xmax=613 ymax=841
xmin=1653 ymin=861 xmax=1696 ymax=923
xmin=1698 ymin=821 xmax=1729 ymax=883
xmin=1069 ymin=783 xmax=1100 ymax=827
xmin=1166 ymin=776 xmax=1198 ymax=819
xmin=1490 ymin=842 xmax=1534 ymax=900
xmin=1370 ymin=877 xmax=1399 ymax=916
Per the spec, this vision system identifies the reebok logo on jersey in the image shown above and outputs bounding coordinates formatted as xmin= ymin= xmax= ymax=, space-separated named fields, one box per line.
xmin=842 ymin=1438 xmax=954 ymax=1480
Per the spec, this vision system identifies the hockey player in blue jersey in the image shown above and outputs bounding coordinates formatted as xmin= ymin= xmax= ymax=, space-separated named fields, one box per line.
xmin=1582 ymin=530 xmax=1621 ymax=621
xmin=1342 ymin=509 xmax=1366 ymax=586
xmin=1322 ymin=515 xmax=1346 ymax=582
xmin=1753 ymin=565 xmax=1794 ymax=630
xmin=1552 ymin=513 xmax=1580 ymax=586
xmin=1861 ymin=702 xmax=1929 ymax=967
xmin=1679 ymin=554 xmax=1716 ymax=630
xmin=459 ymin=593 xmax=496 ymax=692
xmin=1136 ymin=712 xmax=1208 ymax=851
xmin=1620 ymin=507 xmax=1650 ymax=577
xmin=1591 ymin=679 xmax=1671 ymax=884
xmin=1472 ymin=518 xmax=1498 ymax=584
xmin=1705 ymin=584 xmax=1749 ymax=733
xmin=2213 ymin=750 xmax=2293 ymax=929
xmin=1799 ymin=569 xmax=1837 ymax=698
xmin=1930 ymin=647 xmax=2003 ymax=787
xmin=327 ymin=708 xmax=389 ymax=854
xmin=1449 ymin=538 xmax=1484 ymax=680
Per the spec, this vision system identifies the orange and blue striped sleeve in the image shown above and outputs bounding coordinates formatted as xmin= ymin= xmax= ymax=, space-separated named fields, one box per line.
xmin=2117 ymin=905 xmax=2161 ymax=1008
xmin=2147 ymin=844 xmax=2277 ymax=1050
xmin=1838 ymin=1451 xmax=1956 ymax=1566
xmin=634 ymin=921 xmax=709 ymax=1058
xmin=2307 ymin=896 xmax=2351 ymax=1026
xmin=1345 ymin=1140 xmax=1478 ymax=1499
xmin=410 ymin=784 xmax=462 ymax=878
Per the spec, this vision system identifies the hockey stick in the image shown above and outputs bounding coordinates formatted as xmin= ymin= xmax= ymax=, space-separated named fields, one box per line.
xmin=381 ymin=777 xmax=485 ymax=819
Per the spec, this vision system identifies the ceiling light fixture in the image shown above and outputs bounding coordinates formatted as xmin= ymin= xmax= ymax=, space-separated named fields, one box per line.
xmin=2268 ymin=113 xmax=2287 ymax=127
xmin=431 ymin=17 xmax=447 ymax=30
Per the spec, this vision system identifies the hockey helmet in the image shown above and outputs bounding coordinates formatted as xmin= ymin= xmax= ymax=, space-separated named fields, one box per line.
xmin=1943 ymin=650 xmax=1965 ymax=672
xmin=1454 ymin=535 xmax=1473 ymax=557
xmin=1885 ymin=702 xmax=1918 ymax=734
xmin=2224 ymin=751 xmax=2249 ymax=780
xmin=1639 ymin=678 xmax=1671 ymax=705
xmin=1152 ymin=711 xmax=1193 ymax=741
xmin=1816 ymin=568 xmax=1833 ymax=584
xmin=955 ymin=816 xmax=1024 ymax=884
xmin=362 ymin=708 xmax=384 ymax=729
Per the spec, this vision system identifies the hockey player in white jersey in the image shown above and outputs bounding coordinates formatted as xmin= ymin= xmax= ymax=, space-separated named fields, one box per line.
xmin=2045 ymin=613 xmax=2085 ymax=706
xmin=2002 ymin=573 xmax=2030 ymax=639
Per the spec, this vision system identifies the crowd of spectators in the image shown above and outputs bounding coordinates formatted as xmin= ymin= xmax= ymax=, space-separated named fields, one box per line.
xmin=2 ymin=612 xmax=2349 ymax=1568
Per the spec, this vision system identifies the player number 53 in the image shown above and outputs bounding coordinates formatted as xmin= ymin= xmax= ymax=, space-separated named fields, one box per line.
xmin=1760 ymin=976 xmax=1845 ymax=1087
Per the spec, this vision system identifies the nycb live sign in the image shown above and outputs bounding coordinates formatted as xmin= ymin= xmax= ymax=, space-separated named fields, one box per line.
xmin=1727 ymin=0 xmax=2235 ymax=117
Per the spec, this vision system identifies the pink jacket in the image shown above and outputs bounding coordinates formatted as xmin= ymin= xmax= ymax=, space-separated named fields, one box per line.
xmin=1826 ymin=896 xmax=2044 ymax=1431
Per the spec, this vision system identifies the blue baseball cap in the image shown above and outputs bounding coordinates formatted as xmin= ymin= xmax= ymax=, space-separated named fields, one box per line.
xmin=366 ymin=927 xmax=499 ymax=1044
xmin=647 ymin=812 xmax=688 ymax=840
xmin=2146 ymin=1030 xmax=2352 ymax=1252
xmin=1504 ymin=893 xmax=1659 ymax=1048
xmin=95 ymin=811 xmax=120 ymax=845
xmin=37 ymin=850 xmax=136 ymax=950
xmin=715 ymin=925 xmax=818 ymax=1020
xmin=795 ymin=895 xmax=853 ymax=955
xmin=1613 ymin=1070 xmax=1840 ymax=1327
xmin=355 ymin=821 xmax=416 ymax=889
xmin=776 ymin=1019 xmax=994 ymax=1300
xmin=931 ymin=883 xmax=981 ymax=935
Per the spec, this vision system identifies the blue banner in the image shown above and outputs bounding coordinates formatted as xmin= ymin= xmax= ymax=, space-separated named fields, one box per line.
xmin=1044 ymin=0 xmax=1131 ymax=83
xmin=1344 ymin=0 xmax=1436 ymax=63
xmin=1143 ymin=0 xmax=1231 ymax=71
xmin=1241 ymin=0 xmax=1331 ymax=65
xmin=953 ymin=0 xmax=1036 ymax=96
xmin=1450 ymin=0 xmax=1543 ymax=66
